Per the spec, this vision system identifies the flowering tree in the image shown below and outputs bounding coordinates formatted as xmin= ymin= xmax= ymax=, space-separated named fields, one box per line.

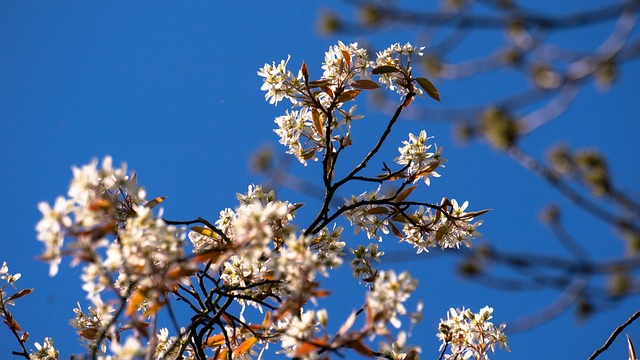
xmin=299 ymin=2 xmax=640 ymax=358
xmin=1 ymin=42 xmax=508 ymax=360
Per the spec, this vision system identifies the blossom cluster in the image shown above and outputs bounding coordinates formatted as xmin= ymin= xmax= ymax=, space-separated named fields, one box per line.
xmin=34 ymin=156 xmax=190 ymax=355
xmin=437 ymin=306 xmax=509 ymax=360
xmin=402 ymin=200 xmax=483 ymax=253
xmin=259 ymin=41 xmax=426 ymax=165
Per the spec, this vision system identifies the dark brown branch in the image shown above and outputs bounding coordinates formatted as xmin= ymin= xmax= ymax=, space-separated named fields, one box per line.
xmin=588 ymin=308 xmax=640 ymax=359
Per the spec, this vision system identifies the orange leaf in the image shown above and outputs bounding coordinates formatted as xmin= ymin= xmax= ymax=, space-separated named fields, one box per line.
xmin=294 ymin=342 xmax=318 ymax=357
xmin=205 ymin=334 xmax=226 ymax=348
xmin=312 ymin=289 xmax=331 ymax=298
xmin=88 ymin=198 xmax=112 ymax=211
xmin=215 ymin=348 xmax=228 ymax=360
xmin=142 ymin=301 xmax=164 ymax=317
xmin=192 ymin=250 xmax=224 ymax=263
xmin=167 ymin=266 xmax=197 ymax=280
xmin=233 ymin=337 xmax=258 ymax=358
xmin=262 ymin=311 xmax=272 ymax=330
xmin=126 ymin=289 xmax=147 ymax=317
xmin=145 ymin=196 xmax=167 ymax=209
xmin=190 ymin=226 xmax=216 ymax=238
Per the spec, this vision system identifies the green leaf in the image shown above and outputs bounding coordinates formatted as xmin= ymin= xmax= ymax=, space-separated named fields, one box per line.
xmin=416 ymin=77 xmax=441 ymax=102
xmin=372 ymin=65 xmax=401 ymax=74
xmin=351 ymin=79 xmax=380 ymax=90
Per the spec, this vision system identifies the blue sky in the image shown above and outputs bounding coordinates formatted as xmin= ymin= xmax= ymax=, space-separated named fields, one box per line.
xmin=1 ymin=1 xmax=639 ymax=359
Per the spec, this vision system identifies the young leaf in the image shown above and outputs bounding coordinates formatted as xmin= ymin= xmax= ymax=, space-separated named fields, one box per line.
xmin=312 ymin=109 xmax=324 ymax=137
xmin=190 ymin=226 xmax=216 ymax=238
xmin=294 ymin=340 xmax=326 ymax=358
xmin=215 ymin=348 xmax=228 ymax=360
xmin=308 ymin=79 xmax=332 ymax=88
xmin=341 ymin=49 xmax=351 ymax=66
xmin=416 ymin=77 xmax=441 ymax=102
xmin=145 ymin=196 xmax=167 ymax=209
xmin=322 ymin=86 xmax=334 ymax=98
xmin=629 ymin=334 xmax=637 ymax=360
xmin=395 ymin=185 xmax=417 ymax=203
xmin=337 ymin=89 xmax=361 ymax=102
xmin=372 ymin=65 xmax=401 ymax=74
xmin=262 ymin=311 xmax=272 ymax=330
xmin=142 ymin=301 xmax=165 ymax=317
xmin=6 ymin=288 xmax=33 ymax=302
xmin=348 ymin=338 xmax=375 ymax=356
xmin=337 ymin=310 xmax=357 ymax=337
xmin=390 ymin=221 xmax=404 ymax=239
xmin=205 ymin=334 xmax=226 ymax=348
xmin=301 ymin=61 xmax=309 ymax=82
xmin=3 ymin=314 xmax=21 ymax=332
xmin=192 ymin=250 xmax=224 ymax=263
xmin=233 ymin=337 xmax=258 ymax=358
xmin=351 ymin=79 xmax=381 ymax=90
xmin=126 ymin=289 xmax=147 ymax=317
xmin=79 ymin=327 xmax=99 ymax=340
xmin=363 ymin=206 xmax=389 ymax=215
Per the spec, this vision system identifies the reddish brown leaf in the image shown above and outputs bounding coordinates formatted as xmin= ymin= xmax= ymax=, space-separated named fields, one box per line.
xmin=295 ymin=339 xmax=327 ymax=358
xmin=301 ymin=61 xmax=309 ymax=81
xmin=371 ymin=65 xmax=401 ymax=74
xmin=192 ymin=250 xmax=224 ymax=263
xmin=79 ymin=327 xmax=100 ymax=340
xmin=389 ymin=222 xmax=404 ymax=239
xmin=363 ymin=206 xmax=389 ymax=215
xmin=395 ymin=186 xmax=417 ymax=203
xmin=341 ymin=49 xmax=351 ymax=66
xmin=337 ymin=89 xmax=361 ymax=102
xmin=6 ymin=288 xmax=33 ymax=302
xmin=415 ymin=77 xmax=441 ymax=102
xmin=349 ymin=338 xmax=374 ymax=356
xmin=351 ymin=79 xmax=380 ymax=90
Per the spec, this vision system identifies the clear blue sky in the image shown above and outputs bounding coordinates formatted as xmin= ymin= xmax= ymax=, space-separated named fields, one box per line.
xmin=1 ymin=1 xmax=638 ymax=359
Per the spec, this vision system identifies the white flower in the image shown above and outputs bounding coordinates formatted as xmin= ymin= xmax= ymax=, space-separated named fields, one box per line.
xmin=396 ymin=130 xmax=444 ymax=185
xmin=374 ymin=43 xmax=426 ymax=97
xmin=367 ymin=270 xmax=417 ymax=331
xmin=30 ymin=338 xmax=59 ymax=360
xmin=109 ymin=336 xmax=145 ymax=360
